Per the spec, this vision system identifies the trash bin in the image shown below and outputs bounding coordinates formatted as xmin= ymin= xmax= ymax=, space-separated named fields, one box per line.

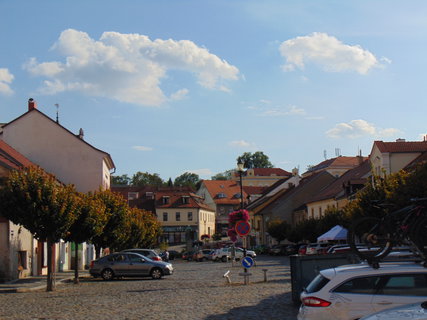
xmin=290 ymin=253 xmax=360 ymax=304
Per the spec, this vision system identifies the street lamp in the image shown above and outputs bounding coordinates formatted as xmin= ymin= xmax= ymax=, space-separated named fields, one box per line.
xmin=237 ymin=161 xmax=245 ymax=210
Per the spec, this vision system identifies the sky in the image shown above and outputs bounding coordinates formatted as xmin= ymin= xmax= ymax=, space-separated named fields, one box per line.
xmin=1 ymin=1 xmax=427 ymax=181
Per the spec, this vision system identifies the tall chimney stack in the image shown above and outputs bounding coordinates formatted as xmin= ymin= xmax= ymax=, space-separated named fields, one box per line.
xmin=28 ymin=98 xmax=37 ymax=111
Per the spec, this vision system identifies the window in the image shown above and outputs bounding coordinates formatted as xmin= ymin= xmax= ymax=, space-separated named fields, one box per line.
xmin=379 ymin=274 xmax=427 ymax=296
xmin=188 ymin=212 xmax=193 ymax=221
xmin=176 ymin=212 xmax=181 ymax=221
xmin=334 ymin=276 xmax=381 ymax=294
xmin=162 ymin=196 xmax=170 ymax=204
xmin=217 ymin=193 xmax=227 ymax=198
xmin=182 ymin=196 xmax=190 ymax=204
xmin=163 ymin=212 xmax=168 ymax=222
xmin=18 ymin=251 xmax=27 ymax=270
xmin=128 ymin=192 xmax=138 ymax=200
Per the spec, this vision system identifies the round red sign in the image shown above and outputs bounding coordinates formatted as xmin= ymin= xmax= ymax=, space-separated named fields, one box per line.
xmin=235 ymin=220 xmax=251 ymax=236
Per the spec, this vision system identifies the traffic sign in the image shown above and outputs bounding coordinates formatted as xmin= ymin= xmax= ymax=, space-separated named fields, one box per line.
xmin=235 ymin=220 xmax=251 ymax=236
xmin=241 ymin=256 xmax=254 ymax=269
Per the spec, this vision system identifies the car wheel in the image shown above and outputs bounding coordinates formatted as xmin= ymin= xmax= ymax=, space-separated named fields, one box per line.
xmin=150 ymin=268 xmax=163 ymax=280
xmin=101 ymin=268 xmax=114 ymax=281
xmin=221 ymin=256 xmax=227 ymax=262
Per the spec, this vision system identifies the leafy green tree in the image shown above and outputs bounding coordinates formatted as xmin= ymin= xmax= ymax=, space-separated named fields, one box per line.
xmin=64 ymin=193 xmax=108 ymax=283
xmin=91 ymin=190 xmax=131 ymax=257
xmin=267 ymin=219 xmax=290 ymax=243
xmin=131 ymin=171 xmax=164 ymax=187
xmin=121 ymin=207 xmax=161 ymax=249
xmin=138 ymin=209 xmax=162 ymax=248
xmin=0 ymin=167 xmax=79 ymax=291
xmin=174 ymin=172 xmax=200 ymax=189
xmin=111 ymin=174 xmax=131 ymax=186
xmin=211 ymin=169 xmax=234 ymax=180
xmin=167 ymin=178 xmax=173 ymax=187
xmin=237 ymin=151 xmax=273 ymax=169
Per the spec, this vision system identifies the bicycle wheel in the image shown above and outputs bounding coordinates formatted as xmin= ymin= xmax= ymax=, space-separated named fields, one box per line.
xmin=347 ymin=217 xmax=393 ymax=261
xmin=412 ymin=217 xmax=427 ymax=257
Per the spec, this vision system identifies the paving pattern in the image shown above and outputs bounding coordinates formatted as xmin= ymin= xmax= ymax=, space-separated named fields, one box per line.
xmin=0 ymin=255 xmax=299 ymax=320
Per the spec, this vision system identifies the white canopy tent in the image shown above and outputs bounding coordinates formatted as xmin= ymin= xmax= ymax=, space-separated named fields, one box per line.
xmin=317 ymin=225 xmax=348 ymax=242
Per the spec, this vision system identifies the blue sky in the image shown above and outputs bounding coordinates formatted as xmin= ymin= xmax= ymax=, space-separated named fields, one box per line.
xmin=1 ymin=1 xmax=427 ymax=181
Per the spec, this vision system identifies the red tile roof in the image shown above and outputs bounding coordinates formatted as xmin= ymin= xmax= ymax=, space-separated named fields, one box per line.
xmin=155 ymin=189 xmax=213 ymax=211
xmin=201 ymin=180 xmax=247 ymax=205
xmin=247 ymin=168 xmax=291 ymax=176
xmin=305 ymin=156 xmax=366 ymax=174
xmin=0 ymin=140 xmax=36 ymax=170
xmin=373 ymin=140 xmax=427 ymax=153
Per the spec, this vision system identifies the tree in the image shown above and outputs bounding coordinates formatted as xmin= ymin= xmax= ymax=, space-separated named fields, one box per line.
xmin=121 ymin=207 xmax=161 ymax=249
xmin=131 ymin=171 xmax=164 ymax=187
xmin=91 ymin=190 xmax=131 ymax=257
xmin=267 ymin=219 xmax=290 ymax=243
xmin=0 ymin=167 xmax=79 ymax=291
xmin=64 ymin=193 xmax=108 ymax=284
xmin=111 ymin=174 xmax=131 ymax=186
xmin=174 ymin=172 xmax=200 ymax=189
xmin=237 ymin=151 xmax=273 ymax=169
xmin=211 ymin=169 xmax=234 ymax=180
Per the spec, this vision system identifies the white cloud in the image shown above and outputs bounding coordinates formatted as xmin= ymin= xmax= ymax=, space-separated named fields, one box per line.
xmin=279 ymin=32 xmax=384 ymax=74
xmin=326 ymin=119 xmax=401 ymax=139
xmin=260 ymin=105 xmax=307 ymax=117
xmin=170 ymin=88 xmax=189 ymax=101
xmin=24 ymin=29 xmax=240 ymax=106
xmin=187 ymin=168 xmax=213 ymax=176
xmin=229 ymin=140 xmax=252 ymax=148
xmin=0 ymin=68 xmax=14 ymax=95
xmin=132 ymin=145 xmax=153 ymax=151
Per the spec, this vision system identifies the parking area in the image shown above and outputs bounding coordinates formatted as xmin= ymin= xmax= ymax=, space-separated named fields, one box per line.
xmin=0 ymin=255 xmax=299 ymax=320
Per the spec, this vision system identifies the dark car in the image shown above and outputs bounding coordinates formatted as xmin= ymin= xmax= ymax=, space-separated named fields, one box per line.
xmin=182 ymin=251 xmax=195 ymax=261
xmin=89 ymin=252 xmax=173 ymax=280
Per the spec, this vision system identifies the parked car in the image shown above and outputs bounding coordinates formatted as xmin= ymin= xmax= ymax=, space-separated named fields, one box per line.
xmin=168 ymin=250 xmax=181 ymax=260
xmin=182 ymin=251 xmax=195 ymax=261
xmin=212 ymin=247 xmax=256 ymax=262
xmin=89 ymin=252 xmax=173 ymax=280
xmin=298 ymin=244 xmax=307 ymax=255
xmin=269 ymin=244 xmax=287 ymax=255
xmin=298 ymin=262 xmax=427 ymax=320
xmin=305 ymin=243 xmax=331 ymax=255
xmin=360 ymin=301 xmax=427 ymax=320
xmin=195 ymin=249 xmax=214 ymax=261
xmin=121 ymin=249 xmax=162 ymax=261
xmin=284 ymin=244 xmax=300 ymax=256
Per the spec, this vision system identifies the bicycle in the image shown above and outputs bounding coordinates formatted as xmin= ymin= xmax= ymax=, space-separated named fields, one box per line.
xmin=347 ymin=197 xmax=427 ymax=268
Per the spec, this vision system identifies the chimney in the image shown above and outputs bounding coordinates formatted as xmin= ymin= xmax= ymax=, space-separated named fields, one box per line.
xmin=396 ymin=138 xmax=406 ymax=142
xmin=28 ymin=98 xmax=37 ymax=111
xmin=78 ymin=128 xmax=84 ymax=140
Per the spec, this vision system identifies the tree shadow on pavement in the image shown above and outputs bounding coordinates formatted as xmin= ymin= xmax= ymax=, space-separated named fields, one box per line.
xmin=204 ymin=292 xmax=299 ymax=320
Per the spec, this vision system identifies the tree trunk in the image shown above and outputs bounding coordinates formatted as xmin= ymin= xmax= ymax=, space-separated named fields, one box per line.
xmin=46 ymin=240 xmax=55 ymax=292
xmin=74 ymin=242 xmax=79 ymax=284
xmin=95 ymin=244 xmax=101 ymax=259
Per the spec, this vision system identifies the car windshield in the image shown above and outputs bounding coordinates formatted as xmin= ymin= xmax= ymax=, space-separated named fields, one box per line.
xmin=306 ymin=274 xmax=330 ymax=293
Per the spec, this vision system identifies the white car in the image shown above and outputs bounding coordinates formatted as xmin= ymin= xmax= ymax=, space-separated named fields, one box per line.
xmin=360 ymin=301 xmax=427 ymax=320
xmin=298 ymin=262 xmax=427 ymax=320
xmin=212 ymin=247 xmax=256 ymax=262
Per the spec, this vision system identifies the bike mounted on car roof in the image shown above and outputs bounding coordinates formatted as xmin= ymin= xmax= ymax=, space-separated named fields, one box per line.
xmin=347 ymin=197 xmax=427 ymax=269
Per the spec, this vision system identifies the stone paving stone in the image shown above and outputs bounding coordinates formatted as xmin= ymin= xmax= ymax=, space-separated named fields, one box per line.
xmin=0 ymin=255 xmax=299 ymax=320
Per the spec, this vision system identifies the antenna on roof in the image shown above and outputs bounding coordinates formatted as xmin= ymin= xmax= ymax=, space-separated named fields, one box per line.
xmin=55 ymin=103 xmax=59 ymax=123
xmin=323 ymin=150 xmax=327 ymax=160
xmin=335 ymin=148 xmax=341 ymax=157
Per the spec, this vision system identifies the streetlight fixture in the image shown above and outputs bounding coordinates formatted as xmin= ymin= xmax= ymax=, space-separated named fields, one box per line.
xmin=237 ymin=161 xmax=245 ymax=210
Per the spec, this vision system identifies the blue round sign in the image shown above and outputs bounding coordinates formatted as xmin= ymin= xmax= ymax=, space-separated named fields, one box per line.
xmin=241 ymin=256 xmax=254 ymax=269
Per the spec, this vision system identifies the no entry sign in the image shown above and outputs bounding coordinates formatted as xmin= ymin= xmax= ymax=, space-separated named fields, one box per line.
xmin=235 ymin=220 xmax=251 ymax=236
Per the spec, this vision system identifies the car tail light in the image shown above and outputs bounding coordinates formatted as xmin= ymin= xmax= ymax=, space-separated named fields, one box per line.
xmin=89 ymin=260 xmax=94 ymax=269
xmin=301 ymin=297 xmax=331 ymax=307
xmin=152 ymin=256 xmax=161 ymax=261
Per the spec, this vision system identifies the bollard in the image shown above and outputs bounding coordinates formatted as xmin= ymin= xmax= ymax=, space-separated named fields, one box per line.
xmin=239 ymin=272 xmax=252 ymax=285
xmin=223 ymin=270 xmax=231 ymax=284
xmin=262 ymin=269 xmax=268 ymax=282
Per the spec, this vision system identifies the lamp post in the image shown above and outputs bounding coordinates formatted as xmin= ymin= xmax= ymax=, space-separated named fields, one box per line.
xmin=237 ymin=161 xmax=249 ymax=283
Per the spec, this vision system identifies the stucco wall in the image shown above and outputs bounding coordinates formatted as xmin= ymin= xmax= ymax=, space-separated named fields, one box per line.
xmin=1 ymin=111 xmax=108 ymax=193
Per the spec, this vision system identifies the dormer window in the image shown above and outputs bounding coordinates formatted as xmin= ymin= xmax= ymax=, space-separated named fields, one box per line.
xmin=145 ymin=192 xmax=154 ymax=199
xmin=217 ymin=193 xmax=227 ymax=199
xmin=162 ymin=196 xmax=170 ymax=204
xmin=182 ymin=196 xmax=190 ymax=204
xmin=128 ymin=192 xmax=138 ymax=200
xmin=233 ymin=193 xmax=241 ymax=199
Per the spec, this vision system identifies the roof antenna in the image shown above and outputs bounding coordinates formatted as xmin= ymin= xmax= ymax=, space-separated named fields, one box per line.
xmin=55 ymin=103 xmax=59 ymax=123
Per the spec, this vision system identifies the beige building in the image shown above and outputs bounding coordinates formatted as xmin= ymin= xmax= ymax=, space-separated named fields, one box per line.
xmin=154 ymin=190 xmax=216 ymax=244
xmin=0 ymin=99 xmax=115 ymax=193
xmin=232 ymin=168 xmax=293 ymax=187
xmin=370 ymin=139 xmax=427 ymax=177
xmin=0 ymin=99 xmax=115 ymax=277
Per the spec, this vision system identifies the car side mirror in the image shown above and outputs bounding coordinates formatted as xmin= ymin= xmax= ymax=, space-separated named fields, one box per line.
xmin=140 ymin=258 xmax=146 ymax=263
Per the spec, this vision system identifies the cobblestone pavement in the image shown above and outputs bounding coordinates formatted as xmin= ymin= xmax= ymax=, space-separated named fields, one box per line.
xmin=0 ymin=255 xmax=299 ymax=320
